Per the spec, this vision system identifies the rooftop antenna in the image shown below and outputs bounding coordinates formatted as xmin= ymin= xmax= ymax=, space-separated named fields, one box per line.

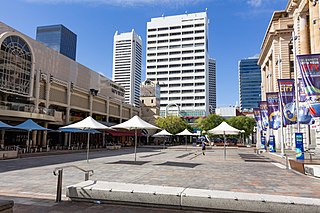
xmin=185 ymin=10 xmax=188 ymax=15
xmin=162 ymin=14 xmax=164 ymax=18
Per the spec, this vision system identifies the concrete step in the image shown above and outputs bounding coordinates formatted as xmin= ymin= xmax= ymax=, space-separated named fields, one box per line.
xmin=305 ymin=165 xmax=320 ymax=178
xmin=66 ymin=181 xmax=320 ymax=213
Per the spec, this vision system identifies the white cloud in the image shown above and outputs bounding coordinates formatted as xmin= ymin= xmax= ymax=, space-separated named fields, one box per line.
xmin=246 ymin=0 xmax=263 ymax=7
xmin=24 ymin=0 xmax=203 ymax=7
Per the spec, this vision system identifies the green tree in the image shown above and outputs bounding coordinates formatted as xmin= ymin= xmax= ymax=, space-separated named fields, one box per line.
xmin=155 ymin=116 xmax=191 ymax=135
xmin=196 ymin=114 xmax=225 ymax=131
xmin=227 ymin=116 xmax=256 ymax=138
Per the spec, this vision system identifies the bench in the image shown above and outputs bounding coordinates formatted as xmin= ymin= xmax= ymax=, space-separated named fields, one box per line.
xmin=289 ymin=159 xmax=320 ymax=174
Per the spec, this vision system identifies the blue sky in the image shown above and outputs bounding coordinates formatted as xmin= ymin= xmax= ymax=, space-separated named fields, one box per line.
xmin=1 ymin=0 xmax=288 ymax=107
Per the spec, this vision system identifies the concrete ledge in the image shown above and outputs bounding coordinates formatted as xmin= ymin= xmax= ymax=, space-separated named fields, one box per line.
xmin=0 ymin=199 xmax=14 ymax=213
xmin=0 ymin=151 xmax=18 ymax=160
xmin=66 ymin=181 xmax=320 ymax=213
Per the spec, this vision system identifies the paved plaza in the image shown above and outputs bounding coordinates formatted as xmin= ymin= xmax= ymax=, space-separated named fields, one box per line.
xmin=0 ymin=146 xmax=319 ymax=212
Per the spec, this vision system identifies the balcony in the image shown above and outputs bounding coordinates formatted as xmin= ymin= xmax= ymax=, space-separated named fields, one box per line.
xmin=0 ymin=101 xmax=61 ymax=122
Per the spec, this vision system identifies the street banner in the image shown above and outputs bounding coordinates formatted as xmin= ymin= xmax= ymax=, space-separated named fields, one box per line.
xmin=278 ymin=79 xmax=297 ymax=126
xmin=297 ymin=54 xmax=320 ymax=117
xmin=259 ymin=101 xmax=269 ymax=131
xmin=297 ymin=78 xmax=313 ymax=124
xmin=269 ymin=135 xmax=276 ymax=152
xmin=266 ymin=92 xmax=281 ymax=130
xmin=295 ymin=133 xmax=304 ymax=160
xmin=253 ymin=108 xmax=262 ymax=132
xmin=261 ymin=136 xmax=266 ymax=150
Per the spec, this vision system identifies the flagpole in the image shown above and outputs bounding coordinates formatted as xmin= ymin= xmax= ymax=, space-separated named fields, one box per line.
xmin=292 ymin=31 xmax=300 ymax=133
xmin=277 ymin=55 xmax=285 ymax=156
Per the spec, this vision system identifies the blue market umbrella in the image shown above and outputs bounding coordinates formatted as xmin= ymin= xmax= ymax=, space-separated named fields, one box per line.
xmin=0 ymin=121 xmax=14 ymax=148
xmin=14 ymin=119 xmax=50 ymax=151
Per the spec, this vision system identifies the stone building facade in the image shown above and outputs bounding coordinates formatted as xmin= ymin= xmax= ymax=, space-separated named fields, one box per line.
xmin=258 ymin=0 xmax=320 ymax=151
xmin=0 ymin=22 xmax=140 ymax=149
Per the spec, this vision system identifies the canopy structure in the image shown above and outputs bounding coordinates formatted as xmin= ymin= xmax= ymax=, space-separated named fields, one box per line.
xmin=176 ymin=129 xmax=194 ymax=136
xmin=207 ymin=121 xmax=242 ymax=160
xmin=176 ymin=129 xmax=194 ymax=150
xmin=60 ymin=116 xmax=110 ymax=163
xmin=59 ymin=128 xmax=101 ymax=134
xmin=152 ymin=129 xmax=173 ymax=137
xmin=60 ymin=116 xmax=110 ymax=130
xmin=112 ymin=115 xmax=160 ymax=161
xmin=14 ymin=119 xmax=50 ymax=152
xmin=0 ymin=121 xmax=14 ymax=148
xmin=207 ymin=122 xmax=241 ymax=135
xmin=0 ymin=121 xmax=14 ymax=129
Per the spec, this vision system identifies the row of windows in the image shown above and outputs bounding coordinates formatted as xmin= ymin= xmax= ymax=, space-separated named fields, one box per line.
xmin=147 ymin=49 xmax=204 ymax=57
xmin=147 ymin=69 xmax=205 ymax=75
xmin=147 ymin=43 xmax=205 ymax=51
xmin=147 ymin=56 xmax=205 ymax=63
xmin=148 ymin=23 xmax=204 ymax=32
xmin=147 ymin=30 xmax=205 ymax=38
xmin=147 ymin=62 xmax=205 ymax=69
xmin=161 ymin=96 xmax=205 ymax=100
xmin=148 ymin=36 xmax=205 ymax=43
xmin=160 ymin=103 xmax=205 ymax=107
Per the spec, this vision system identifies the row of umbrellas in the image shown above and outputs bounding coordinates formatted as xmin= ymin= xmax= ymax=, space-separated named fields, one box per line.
xmin=1 ymin=115 xmax=243 ymax=162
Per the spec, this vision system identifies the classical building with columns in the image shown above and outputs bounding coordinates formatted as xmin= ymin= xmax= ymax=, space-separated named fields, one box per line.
xmin=258 ymin=0 xmax=320 ymax=152
xmin=0 ymin=22 xmax=140 ymax=150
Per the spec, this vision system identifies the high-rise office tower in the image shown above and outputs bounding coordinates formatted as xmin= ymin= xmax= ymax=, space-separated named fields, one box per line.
xmin=112 ymin=30 xmax=142 ymax=107
xmin=36 ymin=24 xmax=77 ymax=60
xmin=208 ymin=58 xmax=216 ymax=113
xmin=146 ymin=12 xmax=209 ymax=117
xmin=238 ymin=56 xmax=261 ymax=111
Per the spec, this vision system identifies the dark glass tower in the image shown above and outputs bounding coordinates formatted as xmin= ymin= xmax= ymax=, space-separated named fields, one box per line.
xmin=36 ymin=24 xmax=77 ymax=60
xmin=238 ymin=56 xmax=261 ymax=112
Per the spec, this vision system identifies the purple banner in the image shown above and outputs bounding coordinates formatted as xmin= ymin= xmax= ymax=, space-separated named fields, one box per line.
xmin=278 ymin=79 xmax=297 ymax=126
xmin=298 ymin=78 xmax=312 ymax=124
xmin=297 ymin=54 xmax=320 ymax=117
xmin=259 ymin=101 xmax=269 ymax=131
xmin=253 ymin=108 xmax=262 ymax=132
xmin=266 ymin=92 xmax=281 ymax=130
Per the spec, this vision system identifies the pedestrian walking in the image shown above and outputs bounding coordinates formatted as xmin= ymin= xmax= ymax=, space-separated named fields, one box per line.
xmin=202 ymin=141 xmax=206 ymax=155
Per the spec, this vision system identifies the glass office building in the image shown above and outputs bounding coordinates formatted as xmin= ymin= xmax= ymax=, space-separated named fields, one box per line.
xmin=238 ymin=56 xmax=261 ymax=111
xmin=36 ymin=24 xmax=77 ymax=60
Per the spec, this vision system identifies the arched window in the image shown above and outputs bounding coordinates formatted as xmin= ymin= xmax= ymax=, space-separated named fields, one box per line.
xmin=0 ymin=35 xmax=32 ymax=96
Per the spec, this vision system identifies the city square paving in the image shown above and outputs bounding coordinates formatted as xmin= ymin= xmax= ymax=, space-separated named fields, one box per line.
xmin=0 ymin=146 xmax=320 ymax=212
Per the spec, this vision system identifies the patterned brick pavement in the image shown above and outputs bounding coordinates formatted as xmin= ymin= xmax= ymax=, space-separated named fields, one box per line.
xmin=0 ymin=146 xmax=319 ymax=212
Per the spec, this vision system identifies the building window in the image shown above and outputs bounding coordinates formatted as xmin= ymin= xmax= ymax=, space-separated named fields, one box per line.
xmin=0 ymin=35 xmax=32 ymax=96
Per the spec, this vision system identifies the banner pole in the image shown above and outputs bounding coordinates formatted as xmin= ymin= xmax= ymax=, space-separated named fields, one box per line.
xmin=292 ymin=31 xmax=300 ymax=133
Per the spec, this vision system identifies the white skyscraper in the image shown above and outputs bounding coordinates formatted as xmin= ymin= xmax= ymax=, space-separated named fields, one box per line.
xmin=146 ymin=12 xmax=210 ymax=117
xmin=208 ymin=58 xmax=216 ymax=113
xmin=113 ymin=30 xmax=142 ymax=106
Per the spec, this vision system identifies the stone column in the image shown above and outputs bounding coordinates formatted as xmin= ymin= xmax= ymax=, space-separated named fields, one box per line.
xmin=42 ymin=122 xmax=48 ymax=148
xmin=89 ymin=93 xmax=93 ymax=116
xmin=34 ymin=70 xmax=41 ymax=113
xmin=1 ymin=130 xmax=4 ymax=149
xmin=120 ymin=103 xmax=123 ymax=122
xmin=299 ymin=13 xmax=310 ymax=54
xmin=106 ymin=99 xmax=110 ymax=122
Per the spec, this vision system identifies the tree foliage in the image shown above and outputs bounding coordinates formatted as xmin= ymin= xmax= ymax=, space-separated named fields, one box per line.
xmin=196 ymin=114 xmax=225 ymax=131
xmin=155 ymin=116 xmax=191 ymax=135
xmin=227 ymin=116 xmax=256 ymax=138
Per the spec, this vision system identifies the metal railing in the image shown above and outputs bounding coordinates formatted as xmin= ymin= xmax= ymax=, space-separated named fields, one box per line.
xmin=53 ymin=165 xmax=94 ymax=202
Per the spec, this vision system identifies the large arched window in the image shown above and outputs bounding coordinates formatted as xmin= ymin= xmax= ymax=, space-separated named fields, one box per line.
xmin=0 ymin=35 xmax=32 ymax=96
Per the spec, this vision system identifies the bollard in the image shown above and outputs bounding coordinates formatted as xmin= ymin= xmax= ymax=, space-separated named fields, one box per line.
xmin=56 ymin=169 xmax=63 ymax=202
xmin=85 ymin=172 xmax=89 ymax=181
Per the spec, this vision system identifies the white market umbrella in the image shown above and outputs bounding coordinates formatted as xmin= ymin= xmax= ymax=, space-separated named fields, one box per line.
xmin=112 ymin=115 xmax=160 ymax=161
xmin=176 ymin=129 xmax=194 ymax=150
xmin=207 ymin=121 xmax=241 ymax=160
xmin=152 ymin=129 xmax=173 ymax=137
xmin=60 ymin=116 xmax=110 ymax=163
